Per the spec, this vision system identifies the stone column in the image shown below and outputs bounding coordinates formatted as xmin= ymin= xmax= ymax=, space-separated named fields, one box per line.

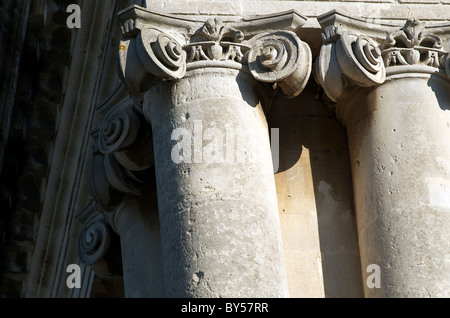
xmin=147 ymin=67 xmax=287 ymax=298
xmin=80 ymin=6 xmax=312 ymax=298
xmin=315 ymin=12 xmax=450 ymax=297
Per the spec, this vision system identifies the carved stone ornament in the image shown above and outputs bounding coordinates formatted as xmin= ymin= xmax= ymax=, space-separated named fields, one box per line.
xmin=380 ymin=19 xmax=447 ymax=69
xmin=117 ymin=6 xmax=312 ymax=98
xmin=315 ymin=14 xmax=450 ymax=102
xmin=98 ymin=105 xmax=141 ymax=155
xmin=76 ymin=200 xmax=123 ymax=277
xmin=137 ymin=28 xmax=187 ymax=80
xmin=186 ymin=18 xmax=246 ymax=64
xmin=81 ymin=101 xmax=155 ymax=272
xmin=247 ymin=30 xmax=312 ymax=98
xmin=88 ymin=103 xmax=154 ymax=211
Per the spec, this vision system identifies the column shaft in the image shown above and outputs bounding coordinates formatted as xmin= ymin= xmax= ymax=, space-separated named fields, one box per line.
xmin=345 ymin=74 xmax=450 ymax=297
xmin=115 ymin=195 xmax=165 ymax=297
xmin=145 ymin=68 xmax=289 ymax=297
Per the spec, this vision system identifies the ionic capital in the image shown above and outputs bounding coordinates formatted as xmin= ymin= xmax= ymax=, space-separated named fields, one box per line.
xmin=118 ymin=5 xmax=312 ymax=99
xmin=315 ymin=11 xmax=450 ymax=103
xmin=78 ymin=98 xmax=156 ymax=272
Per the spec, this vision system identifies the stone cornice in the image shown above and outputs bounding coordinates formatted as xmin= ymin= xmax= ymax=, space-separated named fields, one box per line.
xmin=315 ymin=10 xmax=450 ymax=104
xmin=117 ymin=6 xmax=312 ymax=99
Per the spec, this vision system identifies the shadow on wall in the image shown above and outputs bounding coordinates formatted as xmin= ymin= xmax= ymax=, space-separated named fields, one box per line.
xmin=428 ymin=75 xmax=450 ymax=112
xmin=268 ymin=80 xmax=364 ymax=298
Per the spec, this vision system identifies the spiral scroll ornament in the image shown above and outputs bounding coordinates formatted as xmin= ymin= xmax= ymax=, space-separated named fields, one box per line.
xmin=247 ymin=31 xmax=312 ymax=98
xmin=336 ymin=32 xmax=386 ymax=87
xmin=137 ymin=28 xmax=187 ymax=80
xmin=77 ymin=219 xmax=122 ymax=277
xmin=92 ymin=105 xmax=153 ymax=208
xmin=98 ymin=106 xmax=140 ymax=155
xmin=78 ymin=221 xmax=112 ymax=266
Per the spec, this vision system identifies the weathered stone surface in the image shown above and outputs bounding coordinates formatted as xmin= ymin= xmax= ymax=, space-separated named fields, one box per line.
xmin=268 ymin=83 xmax=363 ymax=297
xmin=345 ymin=75 xmax=450 ymax=297
xmin=114 ymin=195 xmax=165 ymax=297
xmin=84 ymin=5 xmax=313 ymax=298
xmin=316 ymin=12 xmax=450 ymax=297
xmin=4 ymin=0 xmax=450 ymax=299
xmin=146 ymin=68 xmax=289 ymax=297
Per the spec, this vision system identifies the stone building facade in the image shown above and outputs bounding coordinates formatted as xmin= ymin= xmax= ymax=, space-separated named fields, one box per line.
xmin=1 ymin=0 xmax=449 ymax=298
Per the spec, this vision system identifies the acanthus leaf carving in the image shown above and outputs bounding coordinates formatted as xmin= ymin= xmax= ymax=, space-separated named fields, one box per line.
xmin=380 ymin=19 xmax=447 ymax=69
xmin=185 ymin=19 xmax=249 ymax=64
xmin=380 ymin=18 xmax=442 ymax=50
xmin=185 ymin=41 xmax=248 ymax=63
xmin=196 ymin=18 xmax=245 ymax=43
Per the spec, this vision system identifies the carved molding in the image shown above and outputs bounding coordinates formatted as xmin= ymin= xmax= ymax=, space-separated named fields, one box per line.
xmin=118 ymin=6 xmax=312 ymax=99
xmin=315 ymin=12 xmax=450 ymax=103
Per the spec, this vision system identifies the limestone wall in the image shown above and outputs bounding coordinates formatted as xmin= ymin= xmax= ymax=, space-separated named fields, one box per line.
xmin=268 ymin=85 xmax=362 ymax=297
